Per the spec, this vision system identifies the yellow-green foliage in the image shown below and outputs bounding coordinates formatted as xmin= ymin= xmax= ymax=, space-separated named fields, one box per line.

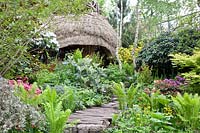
xmin=119 ymin=45 xmax=142 ymax=63
xmin=170 ymin=50 xmax=200 ymax=87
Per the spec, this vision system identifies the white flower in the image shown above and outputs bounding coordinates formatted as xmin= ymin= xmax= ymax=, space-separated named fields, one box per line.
xmin=43 ymin=31 xmax=56 ymax=37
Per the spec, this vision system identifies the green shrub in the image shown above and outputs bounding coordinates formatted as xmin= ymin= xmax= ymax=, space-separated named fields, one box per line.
xmin=136 ymin=28 xmax=200 ymax=77
xmin=137 ymin=64 xmax=153 ymax=86
xmin=105 ymin=63 xmax=136 ymax=87
xmin=170 ymin=50 xmax=200 ymax=93
xmin=136 ymin=33 xmax=178 ymax=77
xmin=175 ymin=28 xmax=200 ymax=55
xmin=106 ymin=105 xmax=175 ymax=133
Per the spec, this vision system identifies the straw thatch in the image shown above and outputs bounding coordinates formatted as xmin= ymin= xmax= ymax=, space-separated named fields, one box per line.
xmin=53 ymin=12 xmax=118 ymax=57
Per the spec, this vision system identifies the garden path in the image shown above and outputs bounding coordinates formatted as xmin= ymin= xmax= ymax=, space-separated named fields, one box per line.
xmin=65 ymin=99 xmax=118 ymax=133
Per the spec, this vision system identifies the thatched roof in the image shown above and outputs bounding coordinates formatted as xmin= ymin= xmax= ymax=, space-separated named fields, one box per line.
xmin=53 ymin=13 xmax=118 ymax=56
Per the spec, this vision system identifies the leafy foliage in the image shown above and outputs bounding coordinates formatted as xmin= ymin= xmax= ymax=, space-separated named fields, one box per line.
xmin=41 ymin=87 xmax=71 ymax=133
xmin=35 ymin=51 xmax=111 ymax=110
xmin=106 ymin=105 xmax=175 ymax=133
xmin=137 ymin=64 xmax=153 ymax=86
xmin=105 ymin=63 xmax=135 ymax=87
xmin=170 ymin=50 xmax=200 ymax=93
xmin=175 ymin=28 xmax=200 ymax=55
xmin=172 ymin=93 xmax=200 ymax=131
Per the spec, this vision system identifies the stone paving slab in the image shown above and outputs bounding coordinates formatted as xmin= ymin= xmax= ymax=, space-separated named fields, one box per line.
xmin=65 ymin=101 xmax=118 ymax=133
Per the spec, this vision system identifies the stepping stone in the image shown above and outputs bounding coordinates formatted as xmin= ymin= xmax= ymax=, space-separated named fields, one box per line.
xmin=65 ymin=101 xmax=118 ymax=133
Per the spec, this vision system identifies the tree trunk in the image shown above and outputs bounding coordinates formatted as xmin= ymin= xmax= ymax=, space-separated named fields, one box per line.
xmin=132 ymin=1 xmax=140 ymax=73
xmin=119 ymin=0 xmax=123 ymax=47
xmin=116 ymin=2 xmax=122 ymax=70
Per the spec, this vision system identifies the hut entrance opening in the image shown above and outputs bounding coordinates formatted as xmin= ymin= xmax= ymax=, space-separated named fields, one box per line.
xmin=59 ymin=45 xmax=112 ymax=65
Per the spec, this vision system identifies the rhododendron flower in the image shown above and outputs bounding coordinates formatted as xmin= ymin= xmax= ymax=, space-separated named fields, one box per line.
xmin=35 ymin=88 xmax=42 ymax=95
xmin=17 ymin=80 xmax=23 ymax=85
xmin=23 ymin=83 xmax=31 ymax=91
xmin=8 ymin=80 xmax=15 ymax=86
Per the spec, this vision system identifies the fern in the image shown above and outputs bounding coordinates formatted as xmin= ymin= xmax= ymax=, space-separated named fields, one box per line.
xmin=112 ymin=83 xmax=126 ymax=110
xmin=172 ymin=93 xmax=200 ymax=130
xmin=42 ymin=87 xmax=71 ymax=133
xmin=59 ymin=87 xmax=76 ymax=111
xmin=112 ymin=82 xmax=137 ymax=110
xmin=73 ymin=49 xmax=83 ymax=62
xmin=127 ymin=84 xmax=137 ymax=108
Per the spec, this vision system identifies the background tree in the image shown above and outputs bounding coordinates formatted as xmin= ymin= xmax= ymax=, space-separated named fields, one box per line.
xmin=0 ymin=0 xmax=90 ymax=78
xmin=107 ymin=0 xmax=133 ymax=47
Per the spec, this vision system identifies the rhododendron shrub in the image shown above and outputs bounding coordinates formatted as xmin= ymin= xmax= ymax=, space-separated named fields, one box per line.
xmin=154 ymin=76 xmax=187 ymax=96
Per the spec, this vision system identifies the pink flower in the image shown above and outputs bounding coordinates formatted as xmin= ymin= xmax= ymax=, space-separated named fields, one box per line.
xmin=8 ymin=80 xmax=15 ymax=86
xmin=17 ymin=80 xmax=23 ymax=85
xmin=22 ymin=77 xmax=28 ymax=82
xmin=23 ymin=83 xmax=31 ymax=91
xmin=35 ymin=88 xmax=42 ymax=95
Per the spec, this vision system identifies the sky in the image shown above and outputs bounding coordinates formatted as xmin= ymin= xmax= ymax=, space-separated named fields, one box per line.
xmin=103 ymin=0 xmax=136 ymax=16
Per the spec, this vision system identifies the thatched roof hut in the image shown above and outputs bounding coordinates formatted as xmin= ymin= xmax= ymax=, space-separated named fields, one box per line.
xmin=53 ymin=13 xmax=118 ymax=58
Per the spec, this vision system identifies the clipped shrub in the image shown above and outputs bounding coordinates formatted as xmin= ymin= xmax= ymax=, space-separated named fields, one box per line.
xmin=0 ymin=77 xmax=45 ymax=132
xmin=136 ymin=28 xmax=200 ymax=77
xmin=136 ymin=33 xmax=179 ymax=77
